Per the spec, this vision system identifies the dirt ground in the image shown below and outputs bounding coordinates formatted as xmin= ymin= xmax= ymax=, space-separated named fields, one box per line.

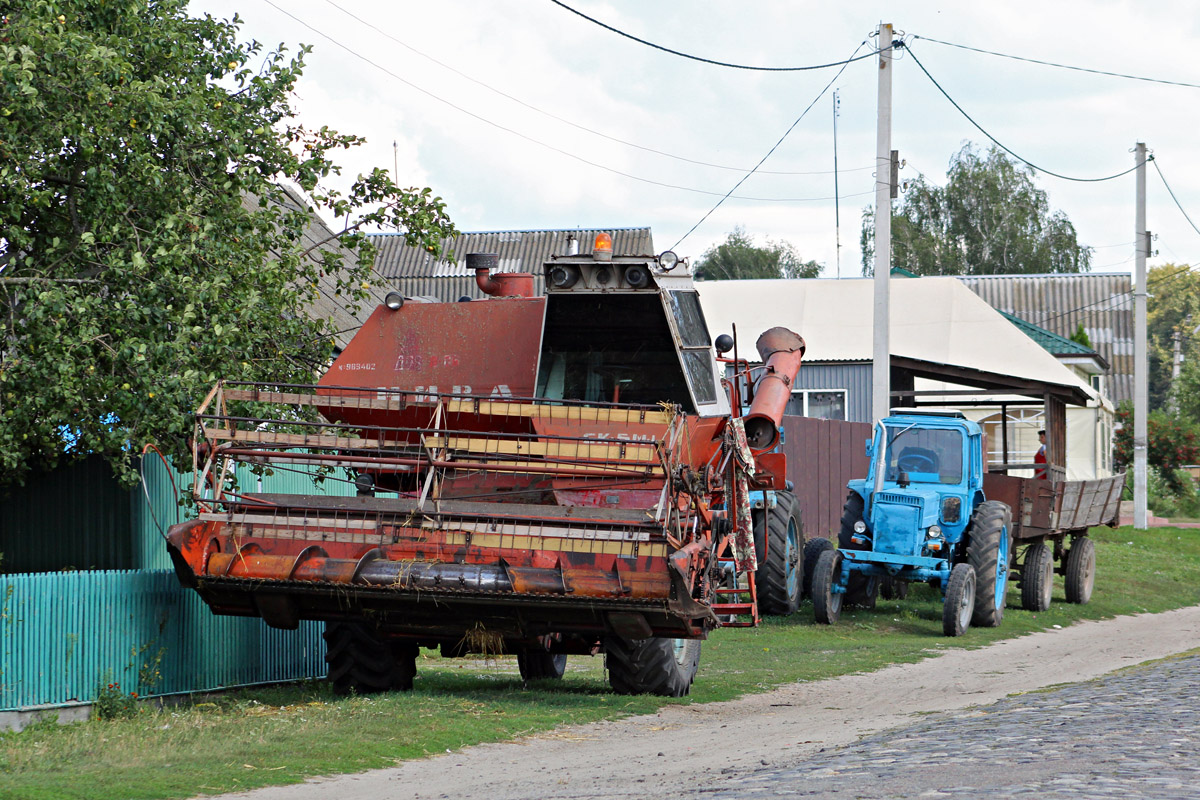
xmin=220 ymin=605 xmax=1200 ymax=800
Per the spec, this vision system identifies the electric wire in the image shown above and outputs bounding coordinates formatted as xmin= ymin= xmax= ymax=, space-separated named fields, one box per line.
xmin=670 ymin=41 xmax=870 ymax=251
xmin=321 ymin=0 xmax=873 ymax=177
xmin=548 ymin=0 xmax=884 ymax=72
xmin=905 ymin=42 xmax=1142 ymax=184
xmin=913 ymin=35 xmax=1200 ymax=91
xmin=262 ymin=0 xmax=871 ymax=204
xmin=1152 ymin=158 xmax=1200 ymax=239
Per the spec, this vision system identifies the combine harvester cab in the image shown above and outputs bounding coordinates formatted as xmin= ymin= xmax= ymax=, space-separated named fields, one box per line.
xmin=166 ymin=237 xmax=804 ymax=697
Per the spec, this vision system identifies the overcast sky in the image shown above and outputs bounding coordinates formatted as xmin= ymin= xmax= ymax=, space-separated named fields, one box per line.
xmin=188 ymin=0 xmax=1200 ymax=278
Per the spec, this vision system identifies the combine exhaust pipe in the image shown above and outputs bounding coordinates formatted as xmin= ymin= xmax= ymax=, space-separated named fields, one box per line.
xmin=470 ymin=252 xmax=535 ymax=298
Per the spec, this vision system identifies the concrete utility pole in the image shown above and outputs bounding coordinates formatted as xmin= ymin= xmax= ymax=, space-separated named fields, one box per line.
xmin=872 ymin=22 xmax=894 ymax=424
xmin=1134 ymin=142 xmax=1148 ymax=530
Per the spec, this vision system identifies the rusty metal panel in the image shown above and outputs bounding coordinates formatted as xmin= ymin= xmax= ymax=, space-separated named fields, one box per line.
xmin=781 ymin=416 xmax=871 ymax=540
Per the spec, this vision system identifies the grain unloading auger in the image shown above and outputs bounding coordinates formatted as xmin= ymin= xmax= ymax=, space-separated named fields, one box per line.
xmin=167 ymin=239 xmax=804 ymax=696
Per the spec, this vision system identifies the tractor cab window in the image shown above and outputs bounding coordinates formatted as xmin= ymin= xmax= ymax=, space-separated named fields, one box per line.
xmin=884 ymin=426 xmax=963 ymax=485
xmin=536 ymin=293 xmax=696 ymax=413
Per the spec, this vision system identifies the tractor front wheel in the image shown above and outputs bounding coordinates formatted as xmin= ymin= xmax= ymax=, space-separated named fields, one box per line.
xmin=606 ymin=637 xmax=700 ymax=697
xmin=1021 ymin=541 xmax=1054 ymax=612
xmin=1064 ymin=537 xmax=1096 ymax=604
xmin=802 ymin=537 xmax=834 ymax=600
xmin=966 ymin=500 xmax=1013 ymax=627
xmin=942 ymin=563 xmax=976 ymax=637
xmin=812 ymin=549 xmax=844 ymax=625
xmin=753 ymin=491 xmax=804 ymax=616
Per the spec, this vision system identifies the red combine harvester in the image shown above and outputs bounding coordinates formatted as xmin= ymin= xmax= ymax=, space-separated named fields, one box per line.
xmin=167 ymin=236 xmax=805 ymax=696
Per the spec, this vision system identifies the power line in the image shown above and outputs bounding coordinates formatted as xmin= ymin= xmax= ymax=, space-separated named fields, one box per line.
xmin=261 ymin=0 xmax=867 ymax=203
xmin=549 ymin=0 xmax=884 ymax=72
xmin=671 ymin=42 xmax=870 ymax=251
xmin=904 ymin=41 xmax=1142 ymax=184
xmin=322 ymin=0 xmax=872 ymax=178
xmin=912 ymin=35 xmax=1200 ymax=91
xmin=1152 ymin=158 xmax=1200 ymax=239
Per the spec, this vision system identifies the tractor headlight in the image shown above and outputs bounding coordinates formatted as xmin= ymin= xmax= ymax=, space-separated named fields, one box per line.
xmin=853 ymin=520 xmax=867 ymax=534
xmin=927 ymin=525 xmax=942 ymax=539
xmin=941 ymin=496 xmax=961 ymax=524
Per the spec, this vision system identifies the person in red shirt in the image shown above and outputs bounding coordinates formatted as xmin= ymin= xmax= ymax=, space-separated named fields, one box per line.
xmin=1034 ymin=429 xmax=1048 ymax=480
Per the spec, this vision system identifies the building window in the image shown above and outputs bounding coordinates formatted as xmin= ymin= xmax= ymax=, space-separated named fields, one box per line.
xmin=788 ymin=390 xmax=847 ymax=421
xmin=978 ymin=408 xmax=1042 ymax=470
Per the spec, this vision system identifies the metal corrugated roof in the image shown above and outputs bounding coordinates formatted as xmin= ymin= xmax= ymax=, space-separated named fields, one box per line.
xmin=367 ymin=227 xmax=654 ymax=302
xmin=959 ymin=273 xmax=1133 ymax=404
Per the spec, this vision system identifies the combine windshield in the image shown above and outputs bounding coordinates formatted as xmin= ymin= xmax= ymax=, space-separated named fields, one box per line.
xmin=884 ymin=425 xmax=964 ymax=484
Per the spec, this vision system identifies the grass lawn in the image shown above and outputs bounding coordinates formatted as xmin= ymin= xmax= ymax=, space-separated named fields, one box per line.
xmin=3 ymin=524 xmax=1199 ymax=800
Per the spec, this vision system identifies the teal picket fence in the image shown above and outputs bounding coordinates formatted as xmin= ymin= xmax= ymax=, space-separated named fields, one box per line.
xmin=0 ymin=569 xmax=327 ymax=710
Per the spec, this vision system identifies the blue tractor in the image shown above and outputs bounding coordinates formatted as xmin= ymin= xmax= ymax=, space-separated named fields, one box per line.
xmin=810 ymin=409 xmax=1013 ymax=636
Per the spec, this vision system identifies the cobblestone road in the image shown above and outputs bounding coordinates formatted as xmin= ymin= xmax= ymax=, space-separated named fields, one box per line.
xmin=703 ymin=653 xmax=1200 ymax=799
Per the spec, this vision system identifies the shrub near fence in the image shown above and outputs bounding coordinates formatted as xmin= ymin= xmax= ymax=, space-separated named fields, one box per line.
xmin=0 ymin=570 xmax=326 ymax=710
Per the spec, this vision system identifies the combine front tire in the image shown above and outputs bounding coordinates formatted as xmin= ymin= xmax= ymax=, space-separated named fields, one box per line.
xmin=837 ymin=492 xmax=879 ymax=608
xmin=1021 ymin=541 xmax=1054 ymax=612
xmin=517 ymin=651 xmax=567 ymax=681
xmin=753 ymin=492 xmax=804 ymax=615
xmin=802 ymin=537 xmax=834 ymax=600
xmin=812 ymin=549 xmax=844 ymax=625
xmin=942 ymin=563 xmax=976 ymax=637
xmin=1064 ymin=537 xmax=1096 ymax=605
xmin=606 ymin=637 xmax=700 ymax=697
xmin=323 ymin=622 xmax=417 ymax=694
xmin=966 ymin=500 xmax=1013 ymax=627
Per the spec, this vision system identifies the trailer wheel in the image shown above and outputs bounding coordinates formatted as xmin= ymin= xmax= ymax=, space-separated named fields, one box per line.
xmin=517 ymin=651 xmax=567 ymax=681
xmin=943 ymin=563 xmax=976 ymax=637
xmin=753 ymin=491 xmax=804 ymax=615
xmin=324 ymin=622 xmax=417 ymax=694
xmin=605 ymin=637 xmax=700 ymax=697
xmin=812 ymin=549 xmax=844 ymax=625
xmin=1021 ymin=541 xmax=1054 ymax=612
xmin=802 ymin=537 xmax=834 ymax=600
xmin=880 ymin=575 xmax=909 ymax=601
xmin=965 ymin=500 xmax=1013 ymax=627
xmin=837 ymin=491 xmax=879 ymax=608
xmin=1064 ymin=537 xmax=1096 ymax=605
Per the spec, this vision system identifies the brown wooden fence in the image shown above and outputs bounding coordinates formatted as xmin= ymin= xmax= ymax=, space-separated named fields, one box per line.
xmin=779 ymin=415 xmax=873 ymax=541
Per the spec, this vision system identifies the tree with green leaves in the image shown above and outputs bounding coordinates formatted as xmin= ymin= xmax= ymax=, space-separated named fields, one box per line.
xmin=0 ymin=2 xmax=455 ymax=487
xmin=860 ymin=144 xmax=1092 ymax=276
xmin=693 ymin=226 xmax=821 ymax=281
xmin=1145 ymin=264 xmax=1200 ymax=412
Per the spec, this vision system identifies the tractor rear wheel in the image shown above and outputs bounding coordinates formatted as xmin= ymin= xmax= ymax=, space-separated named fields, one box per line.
xmin=942 ymin=563 xmax=976 ymax=637
xmin=753 ymin=491 xmax=804 ymax=616
xmin=517 ymin=651 xmax=567 ymax=681
xmin=606 ymin=637 xmax=700 ymax=697
xmin=812 ymin=549 xmax=844 ymax=625
xmin=880 ymin=575 xmax=910 ymax=601
xmin=1064 ymin=537 xmax=1097 ymax=604
xmin=802 ymin=537 xmax=834 ymax=600
xmin=837 ymin=492 xmax=879 ymax=608
xmin=966 ymin=500 xmax=1013 ymax=627
xmin=324 ymin=621 xmax=417 ymax=694
xmin=1021 ymin=541 xmax=1054 ymax=612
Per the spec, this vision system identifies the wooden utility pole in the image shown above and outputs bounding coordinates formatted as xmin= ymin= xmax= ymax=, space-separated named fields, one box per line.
xmin=872 ymin=23 xmax=894 ymax=424
xmin=1134 ymin=142 xmax=1148 ymax=530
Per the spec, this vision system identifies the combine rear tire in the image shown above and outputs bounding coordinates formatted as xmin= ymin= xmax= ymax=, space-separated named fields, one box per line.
xmin=966 ymin=500 xmax=1013 ymax=627
xmin=802 ymin=537 xmax=834 ymax=600
xmin=812 ymin=549 xmax=844 ymax=625
xmin=606 ymin=637 xmax=700 ymax=697
xmin=517 ymin=652 xmax=567 ymax=681
xmin=323 ymin=622 xmax=417 ymax=694
xmin=1021 ymin=541 xmax=1054 ymax=612
xmin=942 ymin=563 xmax=976 ymax=637
xmin=753 ymin=492 xmax=804 ymax=616
xmin=837 ymin=492 xmax=878 ymax=608
xmin=1064 ymin=537 xmax=1096 ymax=605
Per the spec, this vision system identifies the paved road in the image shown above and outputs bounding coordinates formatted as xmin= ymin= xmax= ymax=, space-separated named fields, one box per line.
xmin=704 ymin=653 xmax=1200 ymax=799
